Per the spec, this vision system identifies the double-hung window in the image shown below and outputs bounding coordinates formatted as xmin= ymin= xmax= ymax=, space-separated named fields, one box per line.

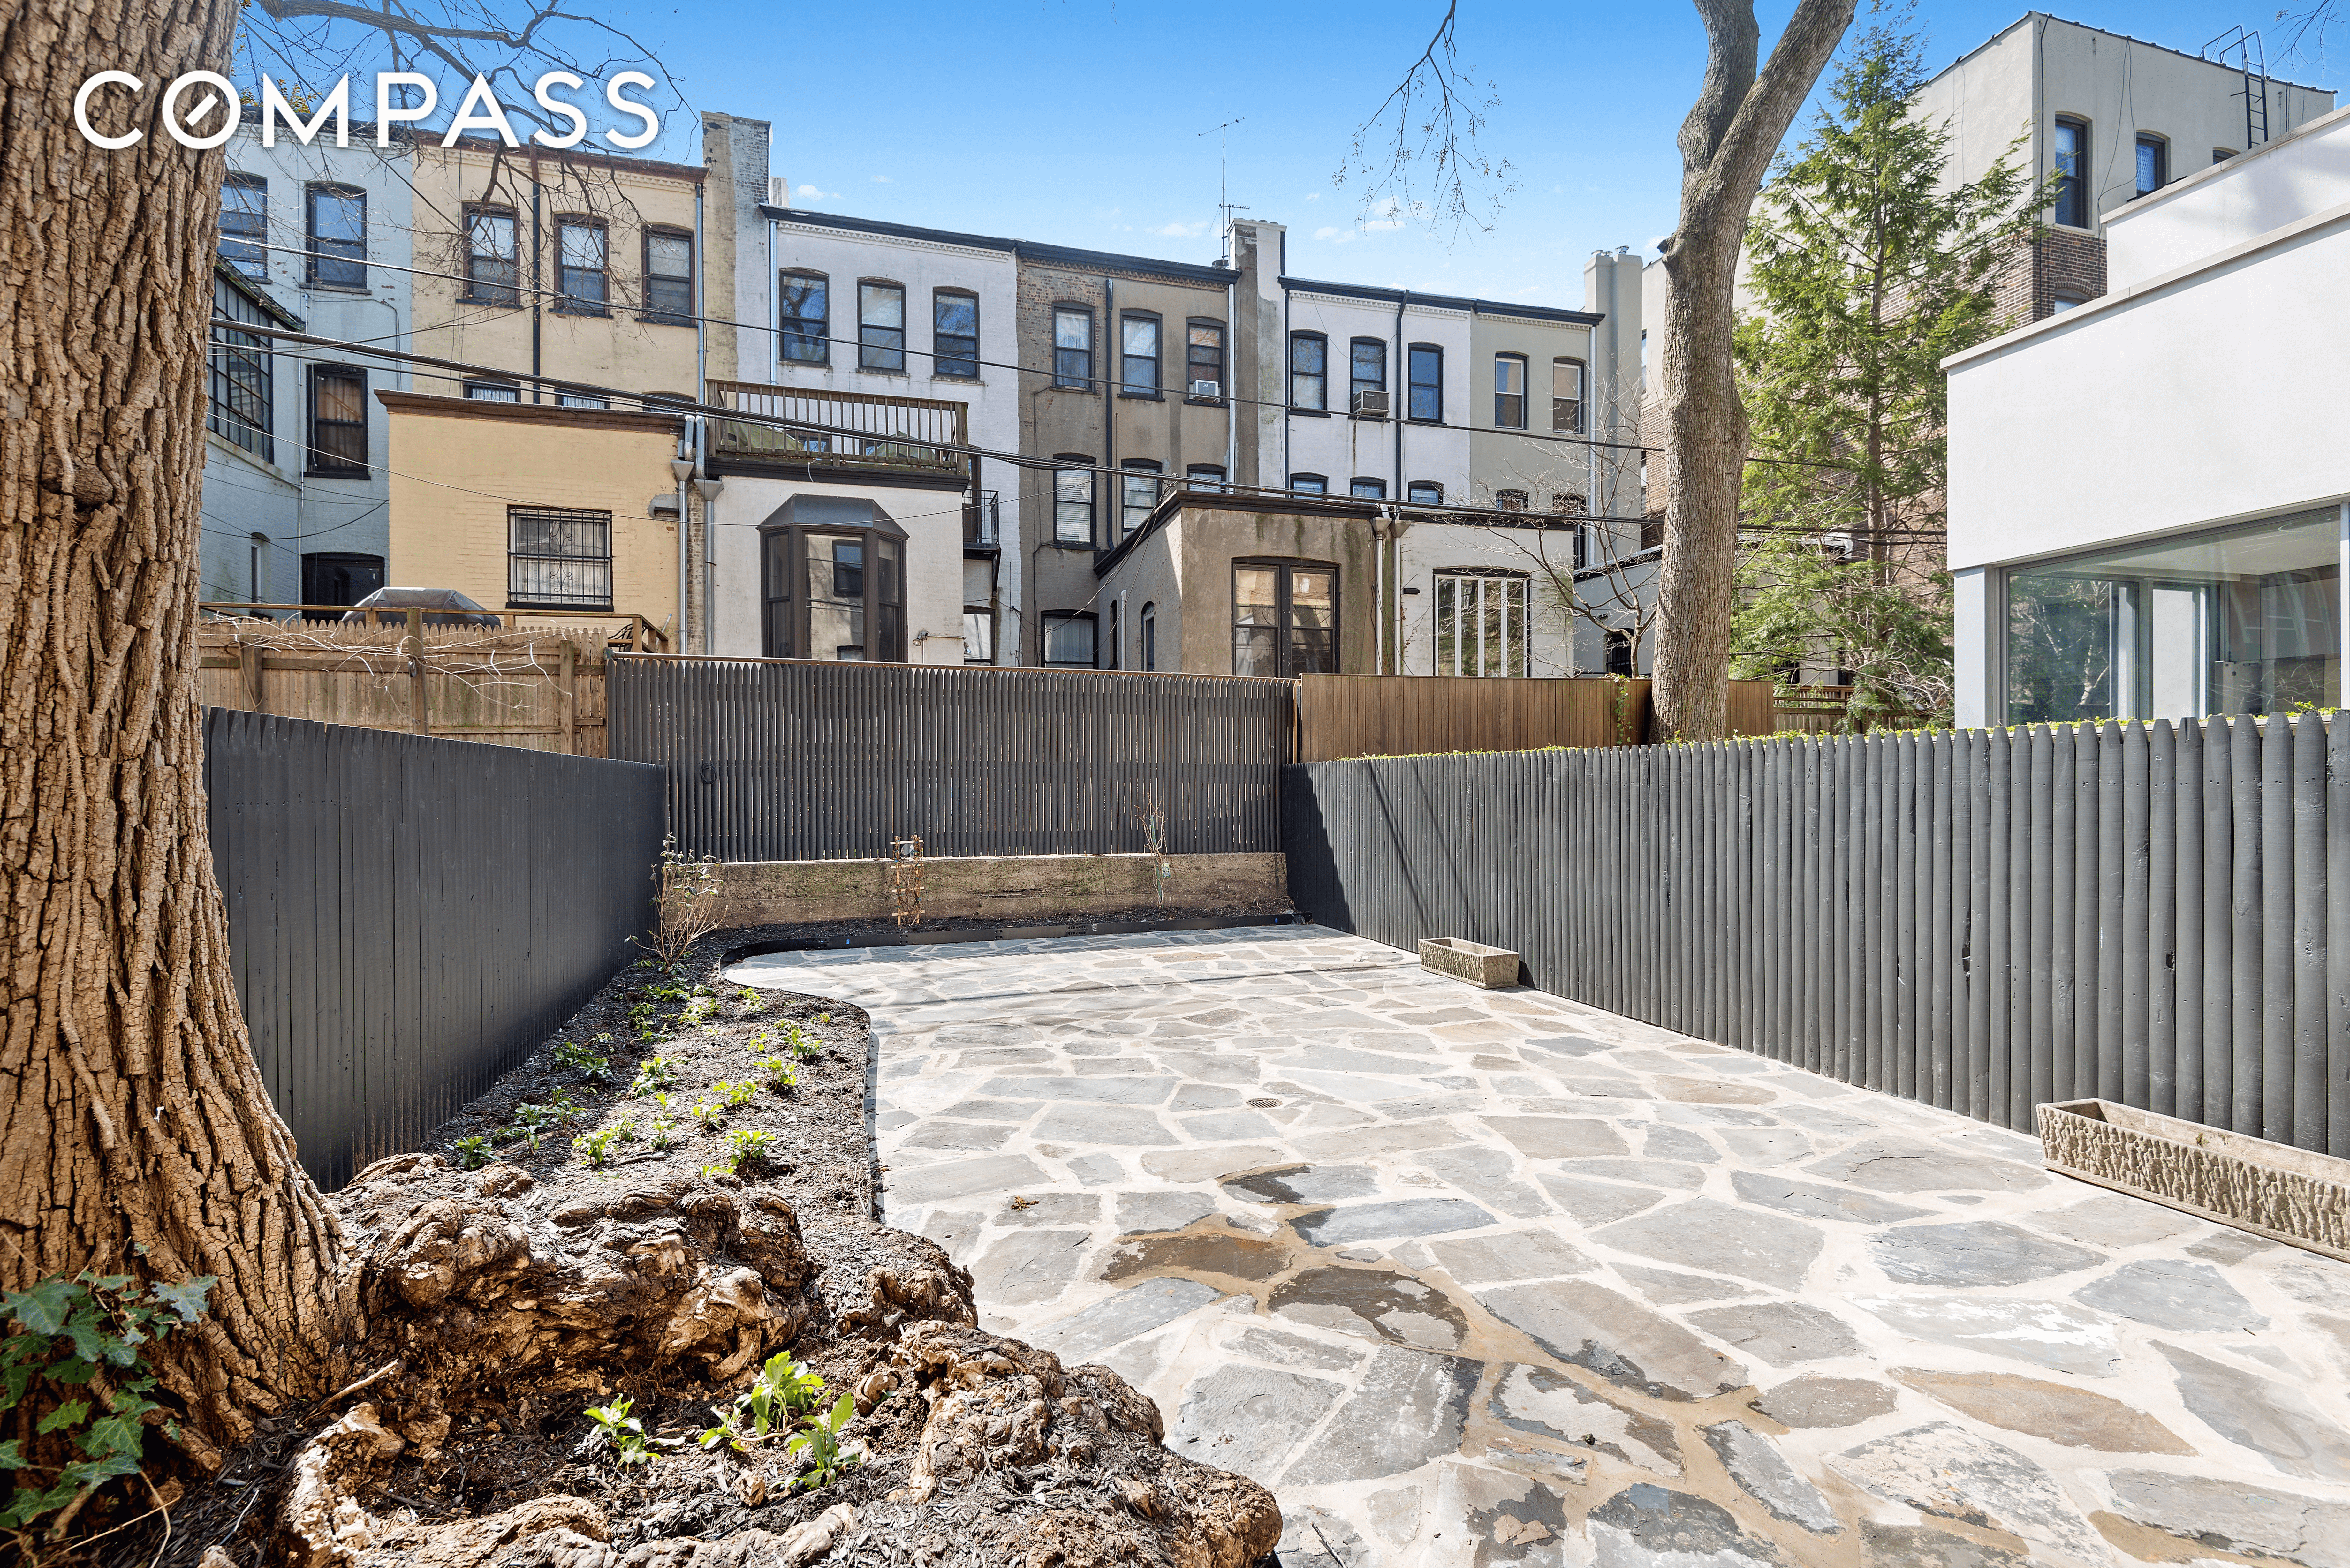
xmin=1289 ymin=333 xmax=1328 ymax=410
xmin=934 ymin=291 xmax=979 ymax=377
xmin=1186 ymin=320 xmax=1224 ymax=398
xmin=305 ymin=184 xmax=365 ymax=289
xmin=1121 ymin=315 xmax=1161 ymax=395
xmin=220 ymin=173 xmax=268 ymax=277
xmin=1494 ymin=354 xmax=1528 ymax=427
xmin=509 ymin=506 xmax=613 ymax=609
xmin=1053 ymin=306 xmax=1093 ymax=388
xmin=307 ymin=366 xmax=368 ymax=475
xmin=2053 ymin=117 xmax=2088 ymax=227
xmin=1232 ymin=562 xmax=1339 ymax=677
xmin=556 ymin=218 xmax=608 ymax=312
xmin=859 ymin=281 xmax=906 ymax=371
xmin=1053 ymin=457 xmax=1095 ymax=545
xmin=644 ymin=228 xmax=694 ymax=323
xmin=1408 ymin=344 xmax=1443 ymax=421
xmin=2134 ymin=133 xmax=2168 ymax=197
xmin=1350 ymin=339 xmax=1387 ymax=413
xmin=780 ymin=272 xmax=829 ymax=364
xmin=1552 ymin=358 xmax=1585 ymax=433
xmin=1043 ymin=613 xmax=1096 ymax=667
xmin=962 ymin=558 xmax=996 ymax=664
xmin=1120 ymin=459 xmax=1161 ymax=539
xmin=464 ymin=206 xmax=518 ymax=306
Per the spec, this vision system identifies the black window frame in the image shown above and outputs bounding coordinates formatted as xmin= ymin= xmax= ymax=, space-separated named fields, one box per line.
xmin=1350 ymin=337 xmax=1388 ymax=410
xmin=220 ymin=172 xmax=268 ymax=278
xmin=1052 ymin=305 xmax=1094 ymax=390
xmin=1408 ymin=343 xmax=1444 ymax=422
xmin=1119 ymin=312 xmax=1163 ymax=397
xmin=463 ymin=379 xmax=521 ymax=401
xmin=934 ymin=289 xmax=980 ymax=379
xmin=1185 ymin=319 xmax=1225 ymax=400
xmin=1231 ymin=558 xmax=1340 ymax=678
xmin=779 ymin=270 xmax=830 ymax=365
xmin=758 ymin=518 xmax=908 ymax=662
xmin=642 ymin=224 xmax=695 ymax=325
xmin=1495 ymin=488 xmax=1529 ymax=511
xmin=1119 ymin=458 xmax=1162 ymax=540
xmin=1052 ymin=453 xmax=1096 ymax=546
xmin=1139 ymin=601 xmax=1158 ymax=671
xmin=2053 ymin=116 xmax=2089 ymax=228
xmin=1350 ymin=477 xmax=1388 ymax=499
xmin=1494 ymin=352 xmax=1528 ymax=428
xmin=462 ymin=203 xmax=520 ymax=307
xmin=305 ymin=364 xmax=368 ymax=477
xmin=1186 ymin=463 xmax=1226 ymax=492
xmin=1289 ymin=473 xmax=1328 ymax=495
xmin=304 ymin=182 xmax=366 ymax=290
xmin=553 ymin=215 xmax=609 ymax=314
xmin=208 ymin=274 xmax=274 ymax=464
xmin=1552 ymin=357 xmax=1586 ymax=434
xmin=2134 ymin=132 xmax=2168 ymax=197
xmin=1041 ymin=610 xmax=1097 ymax=667
xmin=507 ymin=505 xmax=614 ymax=611
xmin=857 ymin=279 xmax=907 ymax=373
xmin=1289 ymin=332 xmax=1328 ymax=411
xmin=1406 ymin=480 xmax=1444 ymax=506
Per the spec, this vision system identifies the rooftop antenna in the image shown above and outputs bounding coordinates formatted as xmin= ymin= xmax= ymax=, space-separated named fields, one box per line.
xmin=1199 ymin=117 xmax=1248 ymax=264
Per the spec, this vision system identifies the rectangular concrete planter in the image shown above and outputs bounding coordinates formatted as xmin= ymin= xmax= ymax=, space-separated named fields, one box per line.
xmin=1419 ymin=937 xmax=1521 ymax=989
xmin=2038 ymin=1098 xmax=2350 ymax=1264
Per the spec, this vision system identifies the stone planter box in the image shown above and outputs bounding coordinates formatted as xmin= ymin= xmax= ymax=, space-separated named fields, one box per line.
xmin=2037 ymin=1098 xmax=2350 ymax=1264
xmin=1419 ymin=937 xmax=1521 ymax=989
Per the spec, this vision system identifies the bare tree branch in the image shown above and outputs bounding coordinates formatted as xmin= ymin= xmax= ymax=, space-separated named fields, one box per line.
xmin=1336 ymin=1 xmax=1518 ymax=236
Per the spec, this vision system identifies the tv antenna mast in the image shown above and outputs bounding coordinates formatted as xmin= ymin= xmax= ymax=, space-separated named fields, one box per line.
xmin=1200 ymin=117 xmax=1248 ymax=264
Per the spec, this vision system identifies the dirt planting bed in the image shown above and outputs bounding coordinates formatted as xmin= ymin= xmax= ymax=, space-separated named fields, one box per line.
xmin=131 ymin=930 xmax=1280 ymax=1568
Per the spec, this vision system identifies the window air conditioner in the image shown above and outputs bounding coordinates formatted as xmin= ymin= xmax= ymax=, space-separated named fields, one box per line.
xmin=1351 ymin=389 xmax=1391 ymax=418
xmin=1189 ymin=379 xmax=1222 ymax=399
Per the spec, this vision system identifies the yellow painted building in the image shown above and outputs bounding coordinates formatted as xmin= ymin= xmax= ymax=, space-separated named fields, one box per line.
xmin=406 ymin=137 xmax=704 ymax=404
xmin=381 ymin=392 xmax=683 ymax=640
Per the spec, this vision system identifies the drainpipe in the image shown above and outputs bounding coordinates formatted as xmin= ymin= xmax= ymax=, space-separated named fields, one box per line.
xmin=1224 ymin=268 xmax=1236 ymax=490
xmin=696 ymin=466 xmax=724 ymax=655
xmin=530 ymin=151 xmax=542 ymax=403
xmin=671 ymin=452 xmax=693 ymax=648
xmin=694 ymin=176 xmax=706 ymax=401
xmin=1103 ymin=274 xmax=1116 ymax=543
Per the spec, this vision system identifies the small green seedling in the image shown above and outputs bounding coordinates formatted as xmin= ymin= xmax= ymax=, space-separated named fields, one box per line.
xmin=689 ymin=1099 xmax=725 ymax=1132
xmin=585 ymin=1397 xmax=658 ymax=1467
xmin=451 ymin=1135 xmax=492 ymax=1170
xmin=754 ymin=1053 xmax=797 ymax=1092
xmin=715 ymin=1079 xmax=758 ymax=1110
xmin=550 ymin=1091 xmax=580 ymax=1122
xmin=786 ymin=1024 xmax=822 ymax=1062
xmin=646 ymin=1117 xmax=676 ymax=1151
xmin=631 ymin=1057 xmax=677 ymax=1096
xmin=738 ymin=988 xmax=766 ymax=1013
xmin=703 ymin=1127 xmax=777 ymax=1178
xmin=700 ymin=1353 xmax=826 ymax=1453
xmin=573 ymin=1123 xmax=630 ymax=1169
xmin=785 ymin=1392 xmax=863 ymax=1491
xmin=553 ymin=1039 xmax=615 ymax=1083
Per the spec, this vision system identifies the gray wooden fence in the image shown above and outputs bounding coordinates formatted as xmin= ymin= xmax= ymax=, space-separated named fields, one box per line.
xmin=206 ymin=710 xmax=665 ymax=1187
xmin=609 ymin=657 xmax=1294 ymax=862
xmin=1284 ymin=717 xmax=2350 ymax=1156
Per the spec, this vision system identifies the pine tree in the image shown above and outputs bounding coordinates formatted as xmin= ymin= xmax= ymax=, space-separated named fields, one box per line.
xmin=1729 ymin=18 xmax=2046 ymax=727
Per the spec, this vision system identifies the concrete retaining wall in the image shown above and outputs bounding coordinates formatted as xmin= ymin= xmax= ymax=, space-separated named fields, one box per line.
xmin=718 ymin=852 xmax=1288 ymax=926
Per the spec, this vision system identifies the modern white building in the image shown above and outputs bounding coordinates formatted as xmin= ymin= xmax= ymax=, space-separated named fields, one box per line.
xmin=1945 ymin=102 xmax=2350 ymax=727
xmin=201 ymin=127 xmax=414 ymax=609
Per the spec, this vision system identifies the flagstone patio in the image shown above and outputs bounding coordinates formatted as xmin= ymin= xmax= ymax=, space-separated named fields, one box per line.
xmin=728 ymin=925 xmax=2350 ymax=1567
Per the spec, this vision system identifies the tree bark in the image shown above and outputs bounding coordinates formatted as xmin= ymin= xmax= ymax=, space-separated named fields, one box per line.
xmin=1650 ymin=0 xmax=1857 ymax=740
xmin=1 ymin=0 xmax=348 ymax=1464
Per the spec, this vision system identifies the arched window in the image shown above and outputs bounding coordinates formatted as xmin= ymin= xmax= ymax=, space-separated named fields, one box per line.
xmin=1140 ymin=601 xmax=1158 ymax=671
xmin=1406 ymin=480 xmax=1444 ymax=506
xmin=1289 ymin=473 xmax=1329 ymax=495
xmin=757 ymin=495 xmax=907 ymax=661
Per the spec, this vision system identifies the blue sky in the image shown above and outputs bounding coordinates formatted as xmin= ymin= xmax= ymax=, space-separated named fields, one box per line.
xmin=609 ymin=0 xmax=2335 ymax=304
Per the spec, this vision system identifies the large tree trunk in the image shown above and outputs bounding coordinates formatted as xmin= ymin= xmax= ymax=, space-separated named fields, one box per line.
xmin=1650 ymin=0 xmax=1856 ymax=741
xmin=1 ymin=0 xmax=348 ymax=1464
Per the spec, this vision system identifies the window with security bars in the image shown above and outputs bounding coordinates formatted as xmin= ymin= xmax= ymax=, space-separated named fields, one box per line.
xmin=508 ymin=506 xmax=613 ymax=609
xmin=1435 ymin=571 xmax=1530 ymax=677
xmin=208 ymin=275 xmax=273 ymax=463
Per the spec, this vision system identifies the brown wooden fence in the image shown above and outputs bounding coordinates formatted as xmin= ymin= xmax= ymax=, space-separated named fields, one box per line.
xmin=1771 ymin=683 xmax=1933 ymax=735
xmin=197 ymin=614 xmax=627 ymax=756
xmin=1294 ymin=675 xmax=1779 ymax=763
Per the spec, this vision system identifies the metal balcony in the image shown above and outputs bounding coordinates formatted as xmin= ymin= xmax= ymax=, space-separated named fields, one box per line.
xmin=964 ymin=490 xmax=1000 ymax=547
xmin=707 ymin=380 xmax=969 ymax=479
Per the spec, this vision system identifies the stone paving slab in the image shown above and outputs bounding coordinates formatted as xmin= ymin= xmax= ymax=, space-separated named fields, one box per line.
xmin=731 ymin=926 xmax=2350 ymax=1567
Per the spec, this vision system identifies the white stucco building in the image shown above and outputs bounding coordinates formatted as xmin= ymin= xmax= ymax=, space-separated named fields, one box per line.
xmin=201 ymin=127 xmax=414 ymax=610
xmin=1946 ymin=102 xmax=2350 ymax=727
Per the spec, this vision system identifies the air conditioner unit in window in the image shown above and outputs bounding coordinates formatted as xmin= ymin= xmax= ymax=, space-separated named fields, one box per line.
xmin=1188 ymin=379 xmax=1221 ymax=399
xmin=1351 ymin=389 xmax=1391 ymax=418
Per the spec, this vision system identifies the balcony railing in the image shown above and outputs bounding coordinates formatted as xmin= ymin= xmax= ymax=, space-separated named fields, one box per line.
xmin=964 ymin=490 xmax=1000 ymax=547
xmin=708 ymin=380 xmax=969 ymax=478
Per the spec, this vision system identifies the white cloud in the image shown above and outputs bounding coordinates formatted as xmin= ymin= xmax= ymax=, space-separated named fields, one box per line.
xmin=796 ymin=183 xmax=840 ymax=200
xmin=1362 ymin=218 xmax=1405 ymax=232
xmin=1305 ymin=192 xmax=1321 ymax=201
xmin=1156 ymin=220 xmax=1209 ymax=238
xmin=872 ymin=174 xmax=891 ymax=183
xmin=1313 ymin=225 xmax=1357 ymax=245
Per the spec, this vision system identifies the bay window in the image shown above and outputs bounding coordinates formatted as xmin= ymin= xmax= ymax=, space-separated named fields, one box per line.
xmin=757 ymin=496 xmax=907 ymax=662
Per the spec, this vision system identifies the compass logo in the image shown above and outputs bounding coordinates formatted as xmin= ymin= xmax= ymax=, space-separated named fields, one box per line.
xmin=72 ymin=71 xmax=661 ymax=152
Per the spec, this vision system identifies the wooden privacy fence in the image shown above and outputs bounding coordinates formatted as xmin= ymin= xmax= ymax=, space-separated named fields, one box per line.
xmin=198 ymin=613 xmax=632 ymax=756
xmin=206 ymin=710 xmax=665 ymax=1188
xmin=1285 ymin=716 xmax=2350 ymax=1157
xmin=1295 ymin=675 xmax=1778 ymax=761
xmin=609 ymin=657 xmax=1295 ymax=862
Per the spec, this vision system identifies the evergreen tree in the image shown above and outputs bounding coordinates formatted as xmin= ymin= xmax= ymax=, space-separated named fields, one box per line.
xmin=1730 ymin=17 xmax=2045 ymax=727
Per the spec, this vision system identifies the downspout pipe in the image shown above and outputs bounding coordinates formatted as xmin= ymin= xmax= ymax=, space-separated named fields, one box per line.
xmin=530 ymin=150 xmax=542 ymax=403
